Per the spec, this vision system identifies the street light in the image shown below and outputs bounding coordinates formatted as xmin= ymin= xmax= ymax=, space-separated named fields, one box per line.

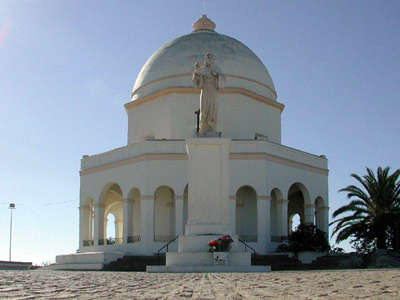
xmin=9 ymin=203 xmax=15 ymax=262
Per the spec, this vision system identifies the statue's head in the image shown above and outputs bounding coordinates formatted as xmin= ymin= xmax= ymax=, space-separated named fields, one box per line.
xmin=205 ymin=53 xmax=215 ymax=66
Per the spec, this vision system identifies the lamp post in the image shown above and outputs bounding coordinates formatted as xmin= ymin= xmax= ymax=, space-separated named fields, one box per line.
xmin=9 ymin=203 xmax=15 ymax=262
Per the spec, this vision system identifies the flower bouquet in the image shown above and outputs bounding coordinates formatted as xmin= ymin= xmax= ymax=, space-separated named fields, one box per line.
xmin=208 ymin=235 xmax=234 ymax=265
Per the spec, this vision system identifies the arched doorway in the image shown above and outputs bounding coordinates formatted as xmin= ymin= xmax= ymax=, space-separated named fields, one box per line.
xmin=154 ymin=186 xmax=176 ymax=242
xmin=287 ymin=183 xmax=310 ymax=234
xmin=289 ymin=213 xmax=301 ymax=233
xmin=100 ymin=183 xmax=123 ymax=245
xmin=235 ymin=186 xmax=257 ymax=242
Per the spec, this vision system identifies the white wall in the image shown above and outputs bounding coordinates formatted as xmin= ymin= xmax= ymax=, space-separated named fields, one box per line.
xmin=127 ymin=92 xmax=282 ymax=144
xmin=79 ymin=139 xmax=329 ymax=255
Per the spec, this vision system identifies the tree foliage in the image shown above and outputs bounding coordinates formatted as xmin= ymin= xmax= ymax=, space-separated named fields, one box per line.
xmin=331 ymin=167 xmax=400 ymax=253
xmin=276 ymin=223 xmax=330 ymax=253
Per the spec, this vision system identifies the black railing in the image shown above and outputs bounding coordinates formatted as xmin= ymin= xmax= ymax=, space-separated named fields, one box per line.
xmin=127 ymin=235 xmax=141 ymax=243
xmin=238 ymin=238 xmax=257 ymax=254
xmin=98 ymin=239 xmax=106 ymax=245
xmin=156 ymin=235 xmax=179 ymax=256
xmin=83 ymin=240 xmax=94 ymax=246
xmin=238 ymin=235 xmax=258 ymax=243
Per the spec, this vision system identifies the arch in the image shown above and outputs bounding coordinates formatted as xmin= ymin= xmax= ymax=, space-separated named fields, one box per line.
xmin=235 ymin=185 xmax=257 ymax=242
xmin=127 ymin=187 xmax=141 ymax=243
xmin=288 ymin=182 xmax=311 ymax=205
xmin=154 ymin=186 xmax=176 ymax=242
xmin=270 ymin=188 xmax=282 ymax=242
xmin=99 ymin=183 xmax=123 ymax=245
xmin=287 ymin=183 xmax=308 ymax=234
xmin=183 ymin=184 xmax=188 ymax=234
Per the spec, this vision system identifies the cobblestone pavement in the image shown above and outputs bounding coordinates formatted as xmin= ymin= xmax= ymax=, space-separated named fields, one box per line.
xmin=1 ymin=269 xmax=400 ymax=299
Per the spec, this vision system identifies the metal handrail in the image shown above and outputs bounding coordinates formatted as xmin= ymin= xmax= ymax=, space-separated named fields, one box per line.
xmin=238 ymin=238 xmax=257 ymax=254
xmin=156 ymin=235 xmax=179 ymax=256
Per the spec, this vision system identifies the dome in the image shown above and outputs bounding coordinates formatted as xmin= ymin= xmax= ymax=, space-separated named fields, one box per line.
xmin=131 ymin=15 xmax=277 ymax=102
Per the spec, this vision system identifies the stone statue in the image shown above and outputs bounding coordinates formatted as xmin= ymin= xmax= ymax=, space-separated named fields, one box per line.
xmin=192 ymin=53 xmax=224 ymax=135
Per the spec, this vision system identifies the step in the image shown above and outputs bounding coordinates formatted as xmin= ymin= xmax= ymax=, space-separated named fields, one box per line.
xmin=147 ymin=265 xmax=271 ymax=273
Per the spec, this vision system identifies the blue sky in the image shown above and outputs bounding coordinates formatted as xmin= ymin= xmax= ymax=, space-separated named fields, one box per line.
xmin=0 ymin=0 xmax=399 ymax=264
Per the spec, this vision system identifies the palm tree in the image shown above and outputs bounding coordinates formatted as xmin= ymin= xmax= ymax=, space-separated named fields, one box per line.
xmin=331 ymin=167 xmax=400 ymax=252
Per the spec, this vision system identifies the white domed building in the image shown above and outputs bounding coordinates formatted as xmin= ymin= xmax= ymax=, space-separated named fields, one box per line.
xmin=57 ymin=15 xmax=329 ymax=270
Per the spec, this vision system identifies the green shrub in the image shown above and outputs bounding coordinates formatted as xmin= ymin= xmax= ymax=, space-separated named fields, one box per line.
xmin=287 ymin=223 xmax=330 ymax=253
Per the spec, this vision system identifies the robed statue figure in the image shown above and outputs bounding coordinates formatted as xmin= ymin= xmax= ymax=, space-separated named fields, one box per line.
xmin=192 ymin=53 xmax=224 ymax=135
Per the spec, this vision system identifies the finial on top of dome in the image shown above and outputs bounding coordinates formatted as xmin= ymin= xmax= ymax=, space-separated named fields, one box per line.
xmin=192 ymin=14 xmax=216 ymax=32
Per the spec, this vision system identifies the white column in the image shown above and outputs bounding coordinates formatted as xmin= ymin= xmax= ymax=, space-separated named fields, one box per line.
xmin=123 ymin=199 xmax=133 ymax=243
xmin=321 ymin=206 xmax=329 ymax=235
xmin=79 ymin=205 xmax=89 ymax=248
xmin=257 ymin=196 xmax=270 ymax=254
xmin=277 ymin=199 xmax=288 ymax=241
xmin=304 ymin=204 xmax=315 ymax=224
xmin=229 ymin=195 xmax=236 ymax=234
xmin=94 ymin=204 xmax=105 ymax=246
xmin=141 ymin=195 xmax=154 ymax=243
xmin=175 ymin=196 xmax=184 ymax=236
xmin=88 ymin=208 xmax=93 ymax=241
xmin=115 ymin=219 xmax=123 ymax=243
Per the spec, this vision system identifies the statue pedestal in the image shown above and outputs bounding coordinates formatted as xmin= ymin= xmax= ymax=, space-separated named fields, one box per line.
xmin=147 ymin=137 xmax=270 ymax=272
xmin=184 ymin=138 xmax=232 ymax=235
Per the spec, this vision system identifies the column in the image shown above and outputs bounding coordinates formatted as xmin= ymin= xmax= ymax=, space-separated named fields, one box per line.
xmin=229 ymin=195 xmax=236 ymax=234
xmin=257 ymin=196 xmax=270 ymax=254
xmin=175 ymin=195 xmax=184 ymax=236
xmin=304 ymin=203 xmax=315 ymax=224
xmin=277 ymin=199 xmax=288 ymax=241
xmin=123 ymin=198 xmax=134 ymax=243
xmin=141 ymin=195 xmax=155 ymax=244
xmin=93 ymin=204 xmax=105 ymax=246
xmin=321 ymin=206 xmax=329 ymax=236
xmin=115 ymin=218 xmax=123 ymax=244
xmin=79 ymin=205 xmax=89 ymax=248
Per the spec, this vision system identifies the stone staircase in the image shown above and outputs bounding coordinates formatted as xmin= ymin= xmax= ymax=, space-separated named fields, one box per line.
xmin=103 ymin=255 xmax=165 ymax=271
xmin=103 ymin=254 xmax=354 ymax=272
xmin=252 ymin=254 xmax=301 ymax=271
xmin=252 ymin=254 xmax=361 ymax=271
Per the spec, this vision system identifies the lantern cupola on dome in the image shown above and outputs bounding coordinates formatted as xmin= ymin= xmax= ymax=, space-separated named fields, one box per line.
xmin=192 ymin=14 xmax=216 ymax=32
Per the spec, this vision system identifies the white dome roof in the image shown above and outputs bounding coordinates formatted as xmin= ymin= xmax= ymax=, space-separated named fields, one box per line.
xmin=131 ymin=16 xmax=277 ymax=101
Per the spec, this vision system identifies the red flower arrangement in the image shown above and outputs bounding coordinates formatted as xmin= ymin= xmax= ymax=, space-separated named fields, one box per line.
xmin=208 ymin=235 xmax=234 ymax=252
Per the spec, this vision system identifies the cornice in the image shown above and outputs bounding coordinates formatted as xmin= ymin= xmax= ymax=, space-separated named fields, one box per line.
xmin=80 ymin=152 xmax=328 ymax=176
xmin=125 ymin=86 xmax=284 ymax=112
xmin=131 ymin=73 xmax=278 ymax=98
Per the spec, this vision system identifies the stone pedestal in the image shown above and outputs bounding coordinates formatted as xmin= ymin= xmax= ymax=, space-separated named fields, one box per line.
xmin=185 ymin=138 xmax=232 ymax=235
xmin=147 ymin=138 xmax=270 ymax=273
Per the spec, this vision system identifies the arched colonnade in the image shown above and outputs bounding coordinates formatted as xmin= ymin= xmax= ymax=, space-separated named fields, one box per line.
xmin=80 ymin=182 xmax=329 ymax=249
